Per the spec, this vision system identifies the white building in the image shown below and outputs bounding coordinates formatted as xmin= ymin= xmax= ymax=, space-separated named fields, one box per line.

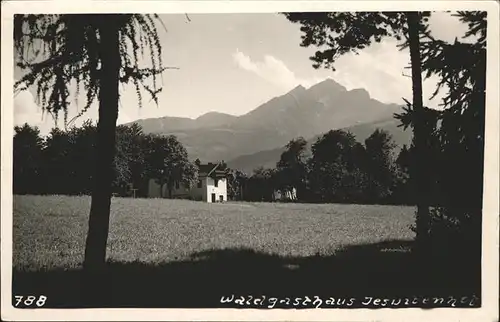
xmin=273 ymin=187 xmax=297 ymax=201
xmin=147 ymin=162 xmax=228 ymax=203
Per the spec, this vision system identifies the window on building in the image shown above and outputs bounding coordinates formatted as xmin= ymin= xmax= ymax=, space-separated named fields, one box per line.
xmin=197 ymin=179 xmax=202 ymax=188
xmin=214 ymin=179 xmax=218 ymax=187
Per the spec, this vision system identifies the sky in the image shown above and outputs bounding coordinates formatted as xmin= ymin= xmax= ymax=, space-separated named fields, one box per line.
xmin=13 ymin=11 xmax=470 ymax=136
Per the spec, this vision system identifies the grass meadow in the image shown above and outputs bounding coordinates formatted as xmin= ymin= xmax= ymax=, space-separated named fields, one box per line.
xmin=13 ymin=195 xmax=415 ymax=270
xmin=12 ymin=195 xmax=479 ymax=308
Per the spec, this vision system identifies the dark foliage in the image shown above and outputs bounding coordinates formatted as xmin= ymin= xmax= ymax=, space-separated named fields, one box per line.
xmin=225 ymin=168 xmax=248 ymax=201
xmin=13 ymin=124 xmax=45 ymax=194
xmin=408 ymin=11 xmax=485 ymax=261
xmin=242 ymin=167 xmax=278 ymax=202
xmin=12 ymin=122 xmax=197 ymax=198
xmin=145 ymin=133 xmax=198 ymax=198
xmin=239 ymin=129 xmax=402 ymax=205
xmin=275 ymin=137 xmax=308 ymax=200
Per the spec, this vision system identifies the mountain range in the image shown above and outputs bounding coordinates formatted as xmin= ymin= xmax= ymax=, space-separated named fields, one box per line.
xmin=127 ymin=78 xmax=413 ymax=174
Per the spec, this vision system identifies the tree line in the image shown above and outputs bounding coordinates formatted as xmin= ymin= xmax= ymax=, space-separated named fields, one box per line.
xmin=14 ymin=119 xmax=412 ymax=206
xmin=235 ymin=129 xmax=413 ymax=205
xmin=13 ymin=121 xmax=199 ymax=198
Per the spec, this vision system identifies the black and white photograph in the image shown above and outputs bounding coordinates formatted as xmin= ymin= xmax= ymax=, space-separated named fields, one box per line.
xmin=1 ymin=1 xmax=499 ymax=321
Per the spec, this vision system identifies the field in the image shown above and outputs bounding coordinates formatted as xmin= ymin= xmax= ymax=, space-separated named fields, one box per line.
xmin=12 ymin=195 xmax=478 ymax=308
xmin=13 ymin=195 xmax=415 ymax=270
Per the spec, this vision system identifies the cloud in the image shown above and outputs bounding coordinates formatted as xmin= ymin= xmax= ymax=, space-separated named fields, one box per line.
xmin=325 ymin=39 xmax=443 ymax=109
xmin=232 ymin=46 xmax=443 ymax=109
xmin=232 ymin=49 xmax=322 ymax=91
xmin=332 ymin=41 xmax=413 ymax=101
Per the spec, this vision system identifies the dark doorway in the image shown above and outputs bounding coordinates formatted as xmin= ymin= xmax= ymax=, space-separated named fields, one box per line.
xmin=219 ymin=195 xmax=223 ymax=202
xmin=211 ymin=193 xmax=216 ymax=203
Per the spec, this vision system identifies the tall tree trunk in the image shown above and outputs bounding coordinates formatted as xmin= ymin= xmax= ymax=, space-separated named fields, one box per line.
xmin=83 ymin=16 xmax=120 ymax=274
xmin=406 ymin=11 xmax=430 ymax=252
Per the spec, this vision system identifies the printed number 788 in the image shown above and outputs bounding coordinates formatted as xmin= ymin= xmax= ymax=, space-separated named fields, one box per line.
xmin=14 ymin=295 xmax=47 ymax=307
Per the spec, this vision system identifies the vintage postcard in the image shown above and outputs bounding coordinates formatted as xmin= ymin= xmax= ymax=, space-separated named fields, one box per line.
xmin=1 ymin=1 xmax=498 ymax=321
